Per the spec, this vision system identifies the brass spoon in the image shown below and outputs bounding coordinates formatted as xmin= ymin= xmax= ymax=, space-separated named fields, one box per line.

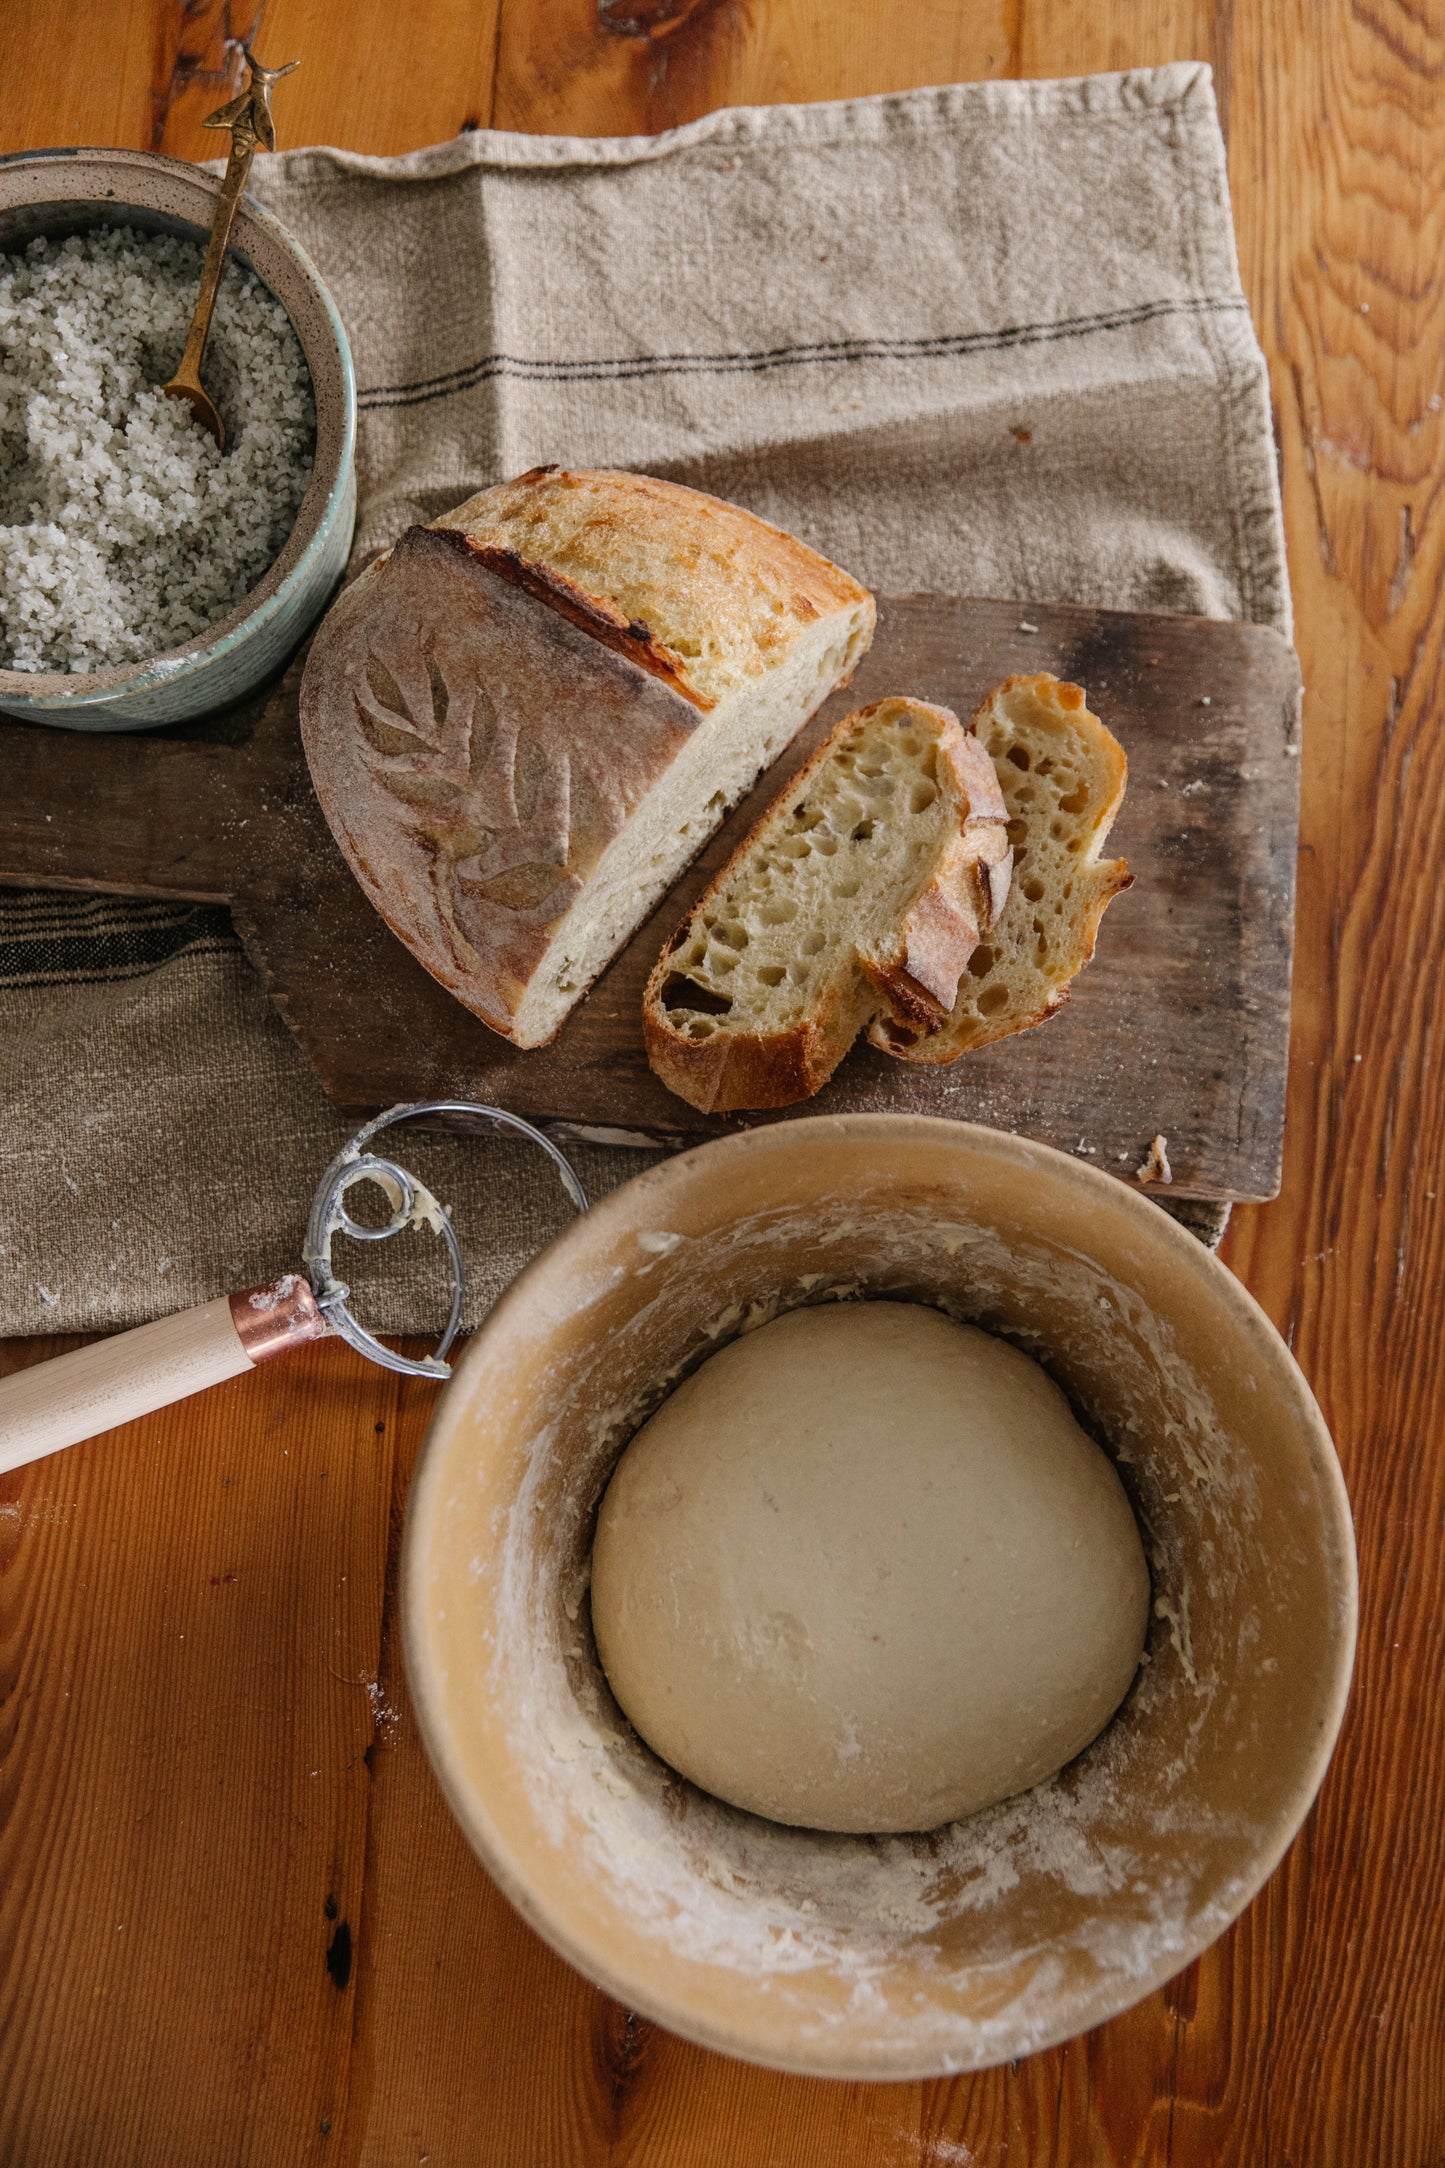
xmin=160 ymin=49 xmax=299 ymax=450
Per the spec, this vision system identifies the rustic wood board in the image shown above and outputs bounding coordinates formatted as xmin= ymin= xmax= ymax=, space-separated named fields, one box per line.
xmin=0 ymin=594 xmax=1299 ymax=1198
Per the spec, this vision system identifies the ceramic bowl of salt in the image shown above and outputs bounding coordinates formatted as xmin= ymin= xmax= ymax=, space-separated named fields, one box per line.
xmin=402 ymin=1113 xmax=1357 ymax=2079
xmin=0 ymin=147 xmax=355 ymax=730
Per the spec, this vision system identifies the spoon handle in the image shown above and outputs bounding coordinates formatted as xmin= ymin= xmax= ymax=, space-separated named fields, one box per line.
xmin=163 ymin=52 xmax=298 ymax=437
xmin=171 ymin=128 xmax=256 ymax=397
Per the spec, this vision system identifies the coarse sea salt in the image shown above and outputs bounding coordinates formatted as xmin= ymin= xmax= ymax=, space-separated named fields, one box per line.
xmin=0 ymin=225 xmax=315 ymax=674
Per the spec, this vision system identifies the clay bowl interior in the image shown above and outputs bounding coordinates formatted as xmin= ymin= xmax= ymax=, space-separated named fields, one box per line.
xmin=402 ymin=1115 xmax=1357 ymax=2080
xmin=0 ymin=147 xmax=355 ymax=728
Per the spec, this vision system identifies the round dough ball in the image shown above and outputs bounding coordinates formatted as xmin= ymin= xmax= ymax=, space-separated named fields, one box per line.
xmin=590 ymin=1302 xmax=1149 ymax=1834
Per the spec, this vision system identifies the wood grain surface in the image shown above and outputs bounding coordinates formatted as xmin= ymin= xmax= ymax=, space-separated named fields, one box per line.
xmin=2 ymin=3 xmax=1442 ymax=2165
xmin=0 ymin=599 xmax=1302 ymax=1199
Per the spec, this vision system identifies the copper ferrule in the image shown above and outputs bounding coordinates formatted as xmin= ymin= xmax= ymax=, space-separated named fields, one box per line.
xmin=229 ymin=1274 xmax=329 ymax=1364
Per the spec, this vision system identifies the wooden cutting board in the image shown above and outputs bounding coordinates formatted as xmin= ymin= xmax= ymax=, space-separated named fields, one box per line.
xmin=0 ymin=595 xmax=1300 ymax=1200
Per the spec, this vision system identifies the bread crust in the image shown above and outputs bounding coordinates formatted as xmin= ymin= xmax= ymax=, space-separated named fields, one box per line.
xmin=444 ymin=533 xmax=710 ymax=708
xmin=433 ymin=466 xmax=873 ymax=709
xmin=643 ymin=699 xmax=1011 ymax=1114
xmin=858 ymin=731 xmax=1010 ymax=1028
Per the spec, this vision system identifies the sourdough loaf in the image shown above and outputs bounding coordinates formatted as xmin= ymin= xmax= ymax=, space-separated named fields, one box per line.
xmin=870 ymin=674 xmax=1130 ymax=1061
xmin=643 ymin=698 xmax=1010 ymax=1112
xmin=299 ymin=467 xmax=874 ymax=1047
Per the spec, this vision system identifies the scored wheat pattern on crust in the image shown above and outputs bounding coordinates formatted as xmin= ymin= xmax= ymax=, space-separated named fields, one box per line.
xmin=352 ymin=639 xmax=610 ymax=956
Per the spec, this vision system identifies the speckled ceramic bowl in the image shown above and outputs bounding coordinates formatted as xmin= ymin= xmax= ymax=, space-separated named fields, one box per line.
xmin=0 ymin=147 xmax=355 ymax=730
xmin=403 ymin=1115 xmax=1357 ymax=2079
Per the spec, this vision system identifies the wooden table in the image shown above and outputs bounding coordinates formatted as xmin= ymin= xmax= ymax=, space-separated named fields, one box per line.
xmin=1 ymin=4 xmax=1439 ymax=2161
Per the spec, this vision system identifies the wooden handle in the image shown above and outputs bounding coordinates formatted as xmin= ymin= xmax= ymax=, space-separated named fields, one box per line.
xmin=0 ymin=1299 xmax=254 ymax=1472
xmin=0 ymin=1278 xmax=328 ymax=1472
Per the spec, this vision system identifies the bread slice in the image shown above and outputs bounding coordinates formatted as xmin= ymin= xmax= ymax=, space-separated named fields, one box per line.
xmin=869 ymin=673 xmax=1130 ymax=1063
xmin=643 ymin=698 xmax=1011 ymax=1113
xmin=300 ymin=467 xmax=874 ymax=1048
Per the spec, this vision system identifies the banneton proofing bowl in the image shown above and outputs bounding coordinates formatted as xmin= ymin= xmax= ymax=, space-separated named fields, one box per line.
xmin=0 ymin=147 xmax=355 ymax=730
xmin=403 ymin=1116 xmax=1356 ymax=2079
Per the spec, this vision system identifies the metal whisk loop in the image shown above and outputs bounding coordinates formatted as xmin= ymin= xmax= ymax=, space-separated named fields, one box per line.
xmin=302 ymin=1100 xmax=589 ymax=1381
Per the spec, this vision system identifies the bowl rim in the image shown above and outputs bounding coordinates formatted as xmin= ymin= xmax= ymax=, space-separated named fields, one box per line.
xmin=400 ymin=1112 xmax=1359 ymax=2077
xmin=0 ymin=145 xmax=356 ymax=709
